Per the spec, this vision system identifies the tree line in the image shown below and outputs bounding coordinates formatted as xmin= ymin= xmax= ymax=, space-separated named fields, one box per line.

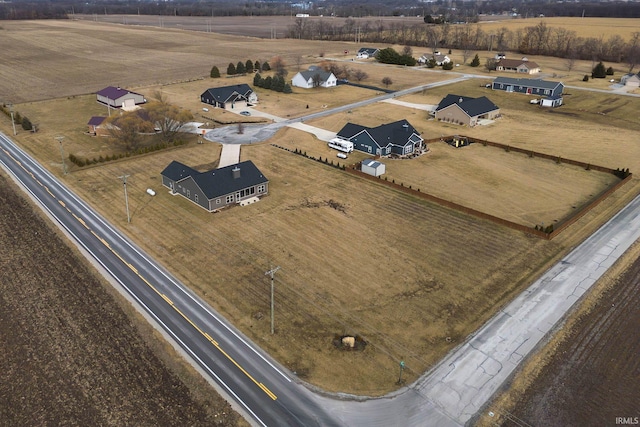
xmin=287 ymin=18 xmax=640 ymax=72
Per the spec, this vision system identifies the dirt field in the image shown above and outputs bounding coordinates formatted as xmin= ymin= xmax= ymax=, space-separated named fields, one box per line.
xmin=2 ymin=18 xmax=640 ymax=399
xmin=477 ymin=241 xmax=640 ymax=427
xmin=0 ymin=172 xmax=245 ymax=426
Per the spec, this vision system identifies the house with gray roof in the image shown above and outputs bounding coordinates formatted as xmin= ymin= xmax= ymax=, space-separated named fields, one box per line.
xmin=492 ymin=77 xmax=564 ymax=106
xmin=96 ymin=86 xmax=146 ymax=110
xmin=291 ymin=66 xmax=337 ymax=89
xmin=435 ymin=94 xmax=500 ymax=127
xmin=201 ymin=84 xmax=257 ymax=109
xmin=161 ymin=160 xmax=268 ymax=212
xmin=356 ymin=47 xmax=380 ymax=59
xmin=336 ymin=119 xmax=424 ymax=156
xmin=492 ymin=77 xmax=564 ymax=97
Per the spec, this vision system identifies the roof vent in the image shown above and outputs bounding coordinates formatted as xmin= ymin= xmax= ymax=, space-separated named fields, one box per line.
xmin=459 ymin=97 xmax=463 ymax=103
xmin=232 ymin=166 xmax=241 ymax=179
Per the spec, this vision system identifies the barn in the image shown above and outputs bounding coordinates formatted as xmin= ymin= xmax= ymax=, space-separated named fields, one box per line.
xmin=96 ymin=86 xmax=146 ymax=110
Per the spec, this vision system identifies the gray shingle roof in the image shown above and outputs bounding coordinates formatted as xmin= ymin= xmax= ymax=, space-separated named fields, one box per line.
xmin=162 ymin=160 xmax=268 ymax=200
xmin=436 ymin=94 xmax=500 ymax=117
xmin=201 ymin=84 xmax=254 ymax=104
xmin=298 ymin=69 xmax=334 ymax=83
xmin=337 ymin=119 xmax=422 ymax=149
xmin=493 ymin=77 xmax=563 ymax=91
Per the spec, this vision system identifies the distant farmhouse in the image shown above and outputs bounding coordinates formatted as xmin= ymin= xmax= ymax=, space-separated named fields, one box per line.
xmin=161 ymin=160 xmax=268 ymax=212
xmin=96 ymin=86 xmax=146 ymax=110
xmin=492 ymin=77 xmax=564 ymax=107
xmin=356 ymin=47 xmax=379 ymax=59
xmin=200 ymin=84 xmax=257 ymax=109
xmin=435 ymin=94 xmax=500 ymax=126
xmin=291 ymin=66 xmax=337 ymax=89
xmin=621 ymin=72 xmax=640 ymax=88
xmin=336 ymin=119 xmax=424 ymax=156
xmin=418 ymin=52 xmax=451 ymax=66
xmin=495 ymin=58 xmax=540 ymax=74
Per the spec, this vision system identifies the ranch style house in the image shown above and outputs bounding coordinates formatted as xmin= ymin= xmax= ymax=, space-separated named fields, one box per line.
xmin=161 ymin=160 xmax=268 ymax=212
xmin=336 ymin=119 xmax=424 ymax=156
xmin=434 ymin=94 xmax=501 ymax=127
xmin=96 ymin=86 xmax=146 ymax=110
xmin=495 ymin=58 xmax=541 ymax=74
xmin=291 ymin=66 xmax=337 ymax=89
xmin=200 ymin=84 xmax=257 ymax=109
xmin=492 ymin=77 xmax=564 ymax=107
xmin=356 ymin=47 xmax=379 ymax=59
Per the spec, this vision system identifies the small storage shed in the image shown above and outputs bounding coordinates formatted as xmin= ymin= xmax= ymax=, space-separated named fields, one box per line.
xmin=361 ymin=159 xmax=385 ymax=177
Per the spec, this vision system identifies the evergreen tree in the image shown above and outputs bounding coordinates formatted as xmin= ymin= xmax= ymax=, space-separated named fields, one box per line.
xmin=253 ymin=72 xmax=263 ymax=87
xmin=254 ymin=60 xmax=261 ymax=71
xmin=236 ymin=61 xmax=246 ymax=74
xmin=261 ymin=61 xmax=271 ymax=71
xmin=592 ymin=61 xmax=606 ymax=78
xmin=210 ymin=65 xmax=220 ymax=78
xmin=263 ymin=76 xmax=273 ymax=89
xmin=283 ymin=83 xmax=292 ymax=94
xmin=21 ymin=116 xmax=32 ymax=131
xmin=442 ymin=61 xmax=454 ymax=70
xmin=245 ymin=59 xmax=254 ymax=73
xmin=272 ymin=75 xmax=285 ymax=92
xmin=606 ymin=66 xmax=614 ymax=75
xmin=227 ymin=63 xmax=236 ymax=75
xmin=470 ymin=54 xmax=480 ymax=67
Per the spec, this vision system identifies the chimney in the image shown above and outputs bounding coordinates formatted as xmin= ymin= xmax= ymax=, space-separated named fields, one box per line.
xmin=232 ymin=166 xmax=241 ymax=179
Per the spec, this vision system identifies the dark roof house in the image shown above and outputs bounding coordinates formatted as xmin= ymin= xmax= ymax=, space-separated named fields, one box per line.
xmin=336 ymin=119 xmax=424 ymax=156
xmin=435 ymin=94 xmax=500 ymax=127
xmin=96 ymin=86 xmax=146 ymax=109
xmin=200 ymin=84 xmax=257 ymax=109
xmin=356 ymin=47 xmax=380 ymax=58
xmin=161 ymin=160 xmax=268 ymax=212
xmin=492 ymin=77 xmax=564 ymax=104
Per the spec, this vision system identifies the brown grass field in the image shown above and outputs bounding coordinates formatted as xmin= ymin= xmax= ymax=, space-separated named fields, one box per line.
xmin=2 ymin=19 xmax=640 ymax=400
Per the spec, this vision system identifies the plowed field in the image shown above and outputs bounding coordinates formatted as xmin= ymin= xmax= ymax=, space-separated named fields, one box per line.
xmin=0 ymin=172 xmax=244 ymax=426
xmin=500 ymin=256 xmax=640 ymax=427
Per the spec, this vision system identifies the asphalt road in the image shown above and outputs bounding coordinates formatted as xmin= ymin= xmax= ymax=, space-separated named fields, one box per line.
xmin=0 ymin=132 xmax=341 ymax=427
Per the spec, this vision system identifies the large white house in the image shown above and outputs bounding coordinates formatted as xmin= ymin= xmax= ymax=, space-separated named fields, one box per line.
xmin=291 ymin=66 xmax=337 ymax=89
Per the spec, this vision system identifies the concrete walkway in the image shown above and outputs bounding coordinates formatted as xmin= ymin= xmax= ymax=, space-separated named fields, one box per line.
xmin=218 ymin=144 xmax=241 ymax=168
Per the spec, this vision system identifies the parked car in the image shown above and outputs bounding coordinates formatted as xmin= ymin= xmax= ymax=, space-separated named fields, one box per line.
xmin=240 ymin=111 xmax=251 ymax=116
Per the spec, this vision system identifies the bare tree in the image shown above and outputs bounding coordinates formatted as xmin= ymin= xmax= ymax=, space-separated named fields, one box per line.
xmin=271 ymin=56 xmax=288 ymax=78
xmin=462 ymin=49 xmax=473 ymax=64
xmin=382 ymin=77 xmax=393 ymax=88
xmin=484 ymin=58 xmax=497 ymax=73
xmin=146 ymin=91 xmax=194 ymax=143
xmin=105 ymin=110 xmax=154 ymax=152
xmin=353 ymin=69 xmax=369 ymax=82
xmin=625 ymin=32 xmax=640 ymax=73
xmin=402 ymin=45 xmax=413 ymax=57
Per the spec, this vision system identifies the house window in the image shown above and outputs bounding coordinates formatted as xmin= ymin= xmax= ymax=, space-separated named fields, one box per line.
xmin=367 ymin=146 xmax=372 ymax=154
xmin=216 ymin=199 xmax=221 ymax=204
xmin=195 ymin=194 xmax=198 ymax=203
xmin=257 ymin=184 xmax=265 ymax=193
xmin=187 ymin=190 xmax=190 ymax=198
xmin=226 ymin=195 xmax=234 ymax=203
xmin=544 ymin=89 xmax=550 ymax=95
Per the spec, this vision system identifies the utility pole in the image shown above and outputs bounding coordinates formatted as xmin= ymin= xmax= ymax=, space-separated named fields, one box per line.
xmin=265 ymin=265 xmax=281 ymax=334
xmin=118 ymin=174 xmax=131 ymax=223
xmin=55 ymin=136 xmax=67 ymax=174
xmin=397 ymin=360 xmax=406 ymax=385
xmin=8 ymin=104 xmax=17 ymax=136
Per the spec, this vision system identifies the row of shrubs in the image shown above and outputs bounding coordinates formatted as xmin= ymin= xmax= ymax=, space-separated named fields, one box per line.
xmin=0 ymin=104 xmax=34 ymax=131
xmin=253 ymin=73 xmax=292 ymax=93
xmin=210 ymin=59 xmax=271 ymax=78
xmin=68 ymin=140 xmax=188 ymax=167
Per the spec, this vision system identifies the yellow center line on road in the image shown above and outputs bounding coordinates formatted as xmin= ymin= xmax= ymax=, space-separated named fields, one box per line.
xmin=0 ymin=145 xmax=278 ymax=401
